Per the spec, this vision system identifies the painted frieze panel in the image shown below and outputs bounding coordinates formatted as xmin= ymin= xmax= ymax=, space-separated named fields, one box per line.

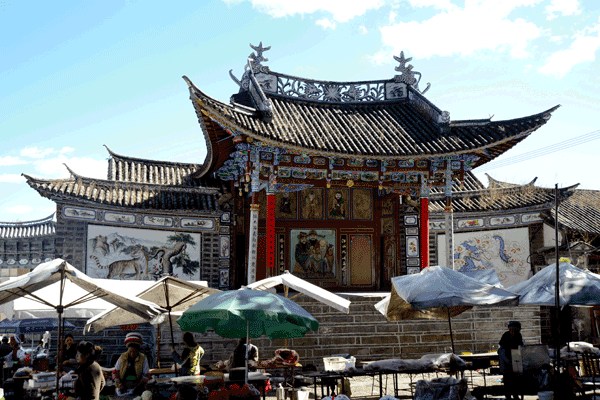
xmin=63 ymin=206 xmax=96 ymax=220
xmin=276 ymin=192 xmax=298 ymax=219
xmin=382 ymin=217 xmax=394 ymax=235
xmin=105 ymin=212 xmax=136 ymax=224
xmin=86 ymin=224 xmax=201 ymax=280
xmin=489 ymin=215 xmax=516 ymax=226
xmin=143 ymin=215 xmax=174 ymax=228
xmin=437 ymin=227 xmax=530 ymax=287
xmin=300 ymin=189 xmax=323 ymax=219
xmin=382 ymin=197 xmax=394 ymax=216
xmin=406 ymin=236 xmax=419 ymax=257
xmin=219 ymin=236 xmax=230 ymax=258
xmin=327 ymin=189 xmax=348 ymax=219
xmin=383 ymin=235 xmax=397 ymax=283
xmin=457 ymin=218 xmax=484 ymax=228
xmin=289 ymin=229 xmax=336 ymax=279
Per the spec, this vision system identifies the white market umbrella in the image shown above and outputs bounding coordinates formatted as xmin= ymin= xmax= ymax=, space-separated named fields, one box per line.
xmin=0 ymin=258 xmax=165 ymax=394
xmin=508 ymin=262 xmax=600 ymax=306
xmin=245 ymin=270 xmax=351 ymax=313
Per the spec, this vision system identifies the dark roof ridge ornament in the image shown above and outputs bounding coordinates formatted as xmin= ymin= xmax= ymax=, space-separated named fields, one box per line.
xmin=393 ymin=51 xmax=430 ymax=95
xmin=230 ymin=42 xmax=271 ymax=88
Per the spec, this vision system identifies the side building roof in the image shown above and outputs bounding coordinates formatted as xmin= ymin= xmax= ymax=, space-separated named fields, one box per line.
xmin=0 ymin=214 xmax=56 ymax=239
xmin=430 ymin=175 xmax=577 ymax=213
xmin=23 ymin=151 xmax=221 ymax=212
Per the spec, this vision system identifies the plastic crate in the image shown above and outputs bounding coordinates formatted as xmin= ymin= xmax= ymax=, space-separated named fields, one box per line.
xmin=323 ymin=356 xmax=355 ymax=372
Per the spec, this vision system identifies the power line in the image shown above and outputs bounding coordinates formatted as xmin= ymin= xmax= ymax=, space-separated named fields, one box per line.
xmin=476 ymin=129 xmax=600 ymax=172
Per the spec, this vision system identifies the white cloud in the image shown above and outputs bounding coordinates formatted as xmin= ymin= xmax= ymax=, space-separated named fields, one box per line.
xmin=4 ymin=204 xmax=35 ymax=217
xmin=378 ymin=1 xmax=542 ymax=60
xmin=358 ymin=25 xmax=369 ymax=35
xmin=0 ymin=174 xmax=25 ymax=183
xmin=316 ymin=18 xmax=336 ymax=30
xmin=538 ymin=20 xmax=600 ymax=77
xmin=0 ymin=155 xmax=27 ymax=167
xmin=545 ymin=0 xmax=581 ymax=20
xmin=241 ymin=0 xmax=385 ymax=23
xmin=32 ymin=156 xmax=106 ymax=179
xmin=20 ymin=146 xmax=56 ymax=159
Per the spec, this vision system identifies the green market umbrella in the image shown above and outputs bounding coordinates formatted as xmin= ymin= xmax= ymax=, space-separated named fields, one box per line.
xmin=177 ymin=288 xmax=319 ymax=383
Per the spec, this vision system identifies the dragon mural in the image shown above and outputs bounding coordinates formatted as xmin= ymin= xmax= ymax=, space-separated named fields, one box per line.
xmin=452 ymin=229 xmax=529 ymax=287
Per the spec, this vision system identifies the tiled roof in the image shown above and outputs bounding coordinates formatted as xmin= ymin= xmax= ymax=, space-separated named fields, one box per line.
xmin=0 ymin=214 xmax=56 ymax=239
xmin=553 ymin=189 xmax=600 ymax=235
xmin=429 ymin=176 xmax=576 ymax=213
xmin=185 ymin=76 xmax=558 ymax=166
xmin=104 ymin=146 xmax=205 ymax=187
xmin=23 ymin=174 xmax=220 ymax=212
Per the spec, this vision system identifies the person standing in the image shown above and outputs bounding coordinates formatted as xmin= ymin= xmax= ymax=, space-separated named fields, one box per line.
xmin=62 ymin=333 xmax=78 ymax=371
xmin=112 ymin=332 xmax=150 ymax=396
xmin=0 ymin=336 xmax=12 ymax=358
xmin=230 ymin=338 xmax=259 ymax=370
xmin=74 ymin=341 xmax=105 ymax=400
xmin=498 ymin=320 xmax=524 ymax=400
xmin=171 ymin=332 xmax=204 ymax=376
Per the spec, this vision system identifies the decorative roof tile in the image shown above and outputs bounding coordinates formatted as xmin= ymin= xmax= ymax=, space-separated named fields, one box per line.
xmin=429 ymin=177 xmax=576 ymax=213
xmin=104 ymin=146 xmax=205 ymax=187
xmin=23 ymin=174 xmax=220 ymax=212
xmin=186 ymin=76 xmax=558 ymax=166
xmin=553 ymin=189 xmax=600 ymax=235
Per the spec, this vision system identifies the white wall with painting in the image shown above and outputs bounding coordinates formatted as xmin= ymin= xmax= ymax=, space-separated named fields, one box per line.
xmin=437 ymin=227 xmax=531 ymax=287
xmin=86 ymin=224 xmax=201 ymax=280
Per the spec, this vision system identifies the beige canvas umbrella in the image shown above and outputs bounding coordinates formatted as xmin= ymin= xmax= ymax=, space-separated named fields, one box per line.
xmin=376 ymin=266 xmax=518 ymax=353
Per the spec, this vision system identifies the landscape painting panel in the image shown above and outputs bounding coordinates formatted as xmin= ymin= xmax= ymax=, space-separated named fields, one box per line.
xmin=87 ymin=224 xmax=201 ymax=280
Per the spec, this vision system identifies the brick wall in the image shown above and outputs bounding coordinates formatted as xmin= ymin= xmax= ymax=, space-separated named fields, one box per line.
xmin=150 ymin=294 xmax=542 ymax=370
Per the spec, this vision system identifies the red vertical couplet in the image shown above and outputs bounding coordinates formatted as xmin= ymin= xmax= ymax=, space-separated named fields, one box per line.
xmin=419 ymin=196 xmax=429 ymax=269
xmin=266 ymin=192 xmax=276 ymax=272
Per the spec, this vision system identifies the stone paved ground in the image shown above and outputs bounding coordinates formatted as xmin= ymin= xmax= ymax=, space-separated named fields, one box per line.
xmin=267 ymin=370 xmax=544 ymax=400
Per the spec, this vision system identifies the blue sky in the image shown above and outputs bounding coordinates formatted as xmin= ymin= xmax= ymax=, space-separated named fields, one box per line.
xmin=1 ymin=0 xmax=599 ymax=222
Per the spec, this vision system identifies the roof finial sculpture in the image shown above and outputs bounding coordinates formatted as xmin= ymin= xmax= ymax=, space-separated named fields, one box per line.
xmin=248 ymin=42 xmax=271 ymax=70
xmin=393 ymin=51 xmax=430 ymax=95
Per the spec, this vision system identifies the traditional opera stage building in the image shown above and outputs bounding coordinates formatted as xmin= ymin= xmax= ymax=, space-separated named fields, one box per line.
xmin=184 ymin=43 xmax=560 ymax=290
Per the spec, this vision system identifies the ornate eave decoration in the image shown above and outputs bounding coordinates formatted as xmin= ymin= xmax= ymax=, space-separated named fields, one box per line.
xmin=228 ymin=43 xmax=448 ymax=123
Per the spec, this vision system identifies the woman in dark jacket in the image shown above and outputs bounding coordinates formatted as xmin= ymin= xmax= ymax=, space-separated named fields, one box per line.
xmin=74 ymin=341 xmax=105 ymax=400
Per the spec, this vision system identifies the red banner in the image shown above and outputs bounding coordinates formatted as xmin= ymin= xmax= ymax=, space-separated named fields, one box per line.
xmin=420 ymin=197 xmax=429 ymax=269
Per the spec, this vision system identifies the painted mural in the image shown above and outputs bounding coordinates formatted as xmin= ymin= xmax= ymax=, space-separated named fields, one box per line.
xmin=86 ymin=224 xmax=201 ymax=280
xmin=437 ymin=227 xmax=530 ymax=287
xmin=290 ymin=229 xmax=335 ymax=278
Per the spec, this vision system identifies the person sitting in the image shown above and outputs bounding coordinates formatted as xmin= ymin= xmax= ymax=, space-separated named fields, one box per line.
xmin=112 ymin=332 xmax=150 ymax=397
xmin=498 ymin=320 xmax=524 ymax=400
xmin=230 ymin=337 xmax=259 ymax=371
xmin=62 ymin=333 xmax=78 ymax=372
xmin=74 ymin=341 xmax=105 ymax=400
xmin=4 ymin=336 xmax=25 ymax=373
xmin=171 ymin=332 xmax=204 ymax=376
xmin=176 ymin=383 xmax=198 ymax=400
